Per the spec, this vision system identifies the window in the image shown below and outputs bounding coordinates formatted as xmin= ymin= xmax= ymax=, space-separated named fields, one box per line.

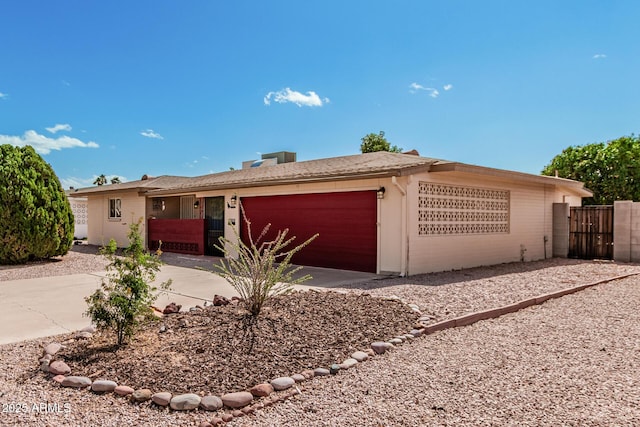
xmin=108 ymin=198 xmax=122 ymax=219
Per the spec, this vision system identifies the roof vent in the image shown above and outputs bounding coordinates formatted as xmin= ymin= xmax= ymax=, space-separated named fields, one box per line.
xmin=242 ymin=151 xmax=297 ymax=169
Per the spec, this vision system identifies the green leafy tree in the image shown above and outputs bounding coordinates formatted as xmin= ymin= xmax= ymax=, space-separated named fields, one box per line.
xmin=542 ymin=135 xmax=640 ymax=205
xmin=360 ymin=131 xmax=402 ymax=153
xmin=0 ymin=144 xmax=74 ymax=264
xmin=85 ymin=219 xmax=171 ymax=346
xmin=213 ymin=210 xmax=318 ymax=317
xmin=93 ymin=174 xmax=107 ymax=185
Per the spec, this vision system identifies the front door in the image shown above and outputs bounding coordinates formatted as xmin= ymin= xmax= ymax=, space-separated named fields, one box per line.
xmin=205 ymin=197 xmax=225 ymax=256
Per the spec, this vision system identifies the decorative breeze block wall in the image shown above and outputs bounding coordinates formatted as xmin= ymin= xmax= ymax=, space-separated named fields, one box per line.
xmin=418 ymin=182 xmax=510 ymax=236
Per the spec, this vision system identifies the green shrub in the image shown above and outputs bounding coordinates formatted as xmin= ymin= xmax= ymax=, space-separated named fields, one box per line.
xmin=85 ymin=219 xmax=171 ymax=346
xmin=214 ymin=212 xmax=318 ymax=316
xmin=0 ymin=144 xmax=74 ymax=264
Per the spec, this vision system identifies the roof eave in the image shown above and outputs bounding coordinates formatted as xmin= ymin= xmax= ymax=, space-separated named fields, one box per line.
xmin=429 ymin=162 xmax=593 ymax=197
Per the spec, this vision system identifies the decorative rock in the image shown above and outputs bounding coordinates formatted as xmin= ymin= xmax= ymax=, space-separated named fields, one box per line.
xmin=40 ymin=354 xmax=53 ymax=363
xmin=51 ymin=375 xmax=66 ymax=384
xmin=61 ymin=376 xmax=92 ymax=388
xmin=131 ymin=388 xmax=153 ymax=402
xmin=170 ymin=393 xmax=201 ymax=410
xmin=329 ymin=364 xmax=341 ymax=375
xmin=231 ymin=409 xmax=244 ymax=418
xmin=44 ymin=343 xmax=62 ymax=356
xmin=221 ymin=391 xmax=253 ymax=409
xmin=389 ymin=338 xmax=403 ymax=345
xmin=210 ymin=417 xmax=224 ymax=426
xmin=371 ymin=341 xmax=393 ymax=354
xmin=408 ymin=303 xmax=421 ymax=311
xmin=75 ymin=331 xmax=93 ymax=339
xmin=212 ymin=294 xmax=230 ymax=306
xmin=404 ymin=334 xmax=415 ymax=340
xmin=152 ymin=392 xmax=172 ymax=406
xmin=394 ymin=335 xmax=407 ymax=342
xmin=301 ymin=369 xmax=315 ymax=379
xmin=291 ymin=373 xmax=306 ymax=383
xmin=313 ymin=367 xmax=330 ymax=376
xmin=81 ymin=324 xmax=96 ymax=333
xmin=340 ymin=358 xmax=358 ymax=369
xmin=48 ymin=360 xmax=71 ymax=375
xmin=270 ymin=376 xmax=295 ymax=391
xmin=241 ymin=406 xmax=255 ymax=415
xmin=91 ymin=380 xmax=118 ymax=393
xmin=114 ymin=385 xmax=135 ymax=396
xmin=250 ymin=383 xmax=274 ymax=397
xmin=365 ymin=348 xmax=376 ymax=356
xmin=200 ymin=395 xmax=223 ymax=411
xmin=409 ymin=329 xmax=423 ymax=338
xmin=351 ymin=351 xmax=369 ymax=362
xmin=221 ymin=413 xmax=233 ymax=422
xmin=198 ymin=422 xmax=213 ymax=427
xmin=40 ymin=361 xmax=50 ymax=372
xmin=163 ymin=302 xmax=181 ymax=314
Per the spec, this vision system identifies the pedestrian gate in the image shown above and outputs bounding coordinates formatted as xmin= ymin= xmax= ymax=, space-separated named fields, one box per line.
xmin=569 ymin=205 xmax=613 ymax=260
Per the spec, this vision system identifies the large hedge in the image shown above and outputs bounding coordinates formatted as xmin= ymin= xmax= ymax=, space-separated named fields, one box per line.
xmin=0 ymin=144 xmax=74 ymax=264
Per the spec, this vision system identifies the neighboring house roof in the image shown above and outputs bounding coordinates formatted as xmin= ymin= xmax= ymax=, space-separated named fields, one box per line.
xmin=70 ymin=151 xmax=593 ymax=198
xmin=69 ymin=175 xmax=192 ymax=196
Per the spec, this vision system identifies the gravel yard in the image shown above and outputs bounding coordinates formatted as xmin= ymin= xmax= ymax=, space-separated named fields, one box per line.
xmin=1 ymin=250 xmax=639 ymax=426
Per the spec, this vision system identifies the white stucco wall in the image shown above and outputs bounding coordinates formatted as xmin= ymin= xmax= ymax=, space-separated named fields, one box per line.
xmin=406 ymin=171 xmax=584 ymax=274
xmin=87 ymin=191 xmax=148 ymax=248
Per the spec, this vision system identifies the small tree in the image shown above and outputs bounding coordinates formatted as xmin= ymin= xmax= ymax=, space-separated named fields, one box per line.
xmin=93 ymin=174 xmax=107 ymax=185
xmin=85 ymin=219 xmax=171 ymax=346
xmin=360 ymin=131 xmax=402 ymax=153
xmin=213 ymin=212 xmax=318 ymax=317
xmin=110 ymin=176 xmax=121 ymax=184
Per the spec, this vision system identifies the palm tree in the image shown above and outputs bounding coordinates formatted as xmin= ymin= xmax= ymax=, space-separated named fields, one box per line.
xmin=110 ymin=176 xmax=121 ymax=184
xmin=93 ymin=174 xmax=107 ymax=186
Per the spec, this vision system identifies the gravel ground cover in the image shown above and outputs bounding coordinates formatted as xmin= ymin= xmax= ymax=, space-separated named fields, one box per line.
xmin=1 ymin=249 xmax=639 ymax=426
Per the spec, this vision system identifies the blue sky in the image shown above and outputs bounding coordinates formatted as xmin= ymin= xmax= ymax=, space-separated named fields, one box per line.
xmin=1 ymin=1 xmax=639 ymax=188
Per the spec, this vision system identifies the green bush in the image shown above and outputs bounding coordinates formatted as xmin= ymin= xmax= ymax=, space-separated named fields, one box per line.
xmin=0 ymin=144 xmax=74 ymax=264
xmin=85 ymin=219 xmax=171 ymax=346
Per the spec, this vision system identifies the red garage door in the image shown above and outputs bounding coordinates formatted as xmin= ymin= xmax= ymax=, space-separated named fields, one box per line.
xmin=240 ymin=191 xmax=377 ymax=272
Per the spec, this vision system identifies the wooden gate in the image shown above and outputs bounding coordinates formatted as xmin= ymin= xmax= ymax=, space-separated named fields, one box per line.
xmin=569 ymin=205 xmax=613 ymax=259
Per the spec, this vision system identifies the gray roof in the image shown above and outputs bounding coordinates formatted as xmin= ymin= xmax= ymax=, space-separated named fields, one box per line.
xmin=146 ymin=151 xmax=445 ymax=195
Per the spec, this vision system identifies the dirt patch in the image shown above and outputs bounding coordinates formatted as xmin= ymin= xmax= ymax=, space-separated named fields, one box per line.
xmin=59 ymin=290 xmax=418 ymax=395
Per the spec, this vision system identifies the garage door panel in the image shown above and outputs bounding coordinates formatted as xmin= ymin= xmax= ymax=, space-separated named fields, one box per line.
xmin=241 ymin=191 xmax=376 ymax=272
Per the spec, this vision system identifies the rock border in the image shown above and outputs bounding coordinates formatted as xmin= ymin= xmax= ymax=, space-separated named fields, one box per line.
xmin=36 ymin=274 xmax=638 ymax=425
xmin=37 ymin=290 xmax=425 ymax=425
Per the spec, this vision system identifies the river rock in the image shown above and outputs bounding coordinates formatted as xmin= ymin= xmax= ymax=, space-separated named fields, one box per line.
xmin=152 ymin=392 xmax=172 ymax=406
xmin=221 ymin=391 xmax=253 ymax=408
xmin=270 ymin=376 xmax=295 ymax=391
xmin=91 ymin=380 xmax=118 ymax=393
xmin=200 ymin=395 xmax=223 ymax=411
xmin=61 ymin=376 xmax=92 ymax=388
xmin=170 ymin=393 xmax=201 ymax=410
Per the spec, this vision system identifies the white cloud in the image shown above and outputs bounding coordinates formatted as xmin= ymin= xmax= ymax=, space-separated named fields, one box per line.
xmin=264 ymin=88 xmax=330 ymax=107
xmin=0 ymin=130 xmax=99 ymax=155
xmin=46 ymin=123 xmax=72 ymax=134
xmin=0 ymin=92 xmax=8 ymax=99
xmin=443 ymin=84 xmax=453 ymax=91
xmin=409 ymin=82 xmax=439 ymax=98
xmin=140 ymin=129 xmax=164 ymax=139
xmin=593 ymin=54 xmax=607 ymax=59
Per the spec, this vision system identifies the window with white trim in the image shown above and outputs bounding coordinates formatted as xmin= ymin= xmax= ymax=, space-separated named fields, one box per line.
xmin=108 ymin=198 xmax=122 ymax=219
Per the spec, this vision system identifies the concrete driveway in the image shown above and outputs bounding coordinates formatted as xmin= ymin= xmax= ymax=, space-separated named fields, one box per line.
xmin=0 ymin=262 xmax=379 ymax=345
